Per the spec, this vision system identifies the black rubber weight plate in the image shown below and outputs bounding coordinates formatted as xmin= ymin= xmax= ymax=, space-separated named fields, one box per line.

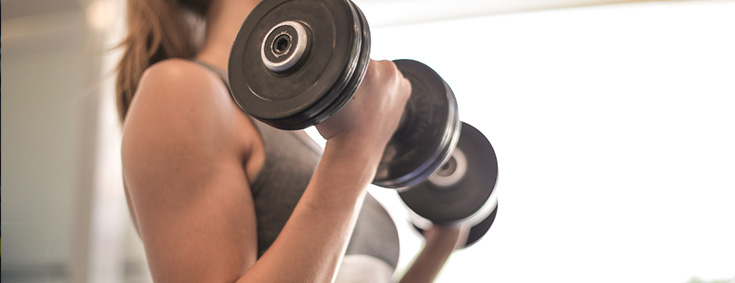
xmin=465 ymin=203 xmax=497 ymax=248
xmin=399 ymin=122 xmax=498 ymax=224
xmin=228 ymin=0 xmax=369 ymax=130
xmin=374 ymin=60 xmax=460 ymax=188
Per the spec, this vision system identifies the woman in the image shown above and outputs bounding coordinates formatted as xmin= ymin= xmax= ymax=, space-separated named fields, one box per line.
xmin=117 ymin=0 xmax=463 ymax=282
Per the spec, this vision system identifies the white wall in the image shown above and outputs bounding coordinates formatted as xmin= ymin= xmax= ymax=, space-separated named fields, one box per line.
xmin=1 ymin=6 xmax=101 ymax=283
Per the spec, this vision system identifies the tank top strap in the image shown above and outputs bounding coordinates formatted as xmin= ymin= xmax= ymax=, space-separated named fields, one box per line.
xmin=192 ymin=60 xmax=231 ymax=92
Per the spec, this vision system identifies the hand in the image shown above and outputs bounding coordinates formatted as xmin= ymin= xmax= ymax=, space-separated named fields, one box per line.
xmin=316 ymin=60 xmax=411 ymax=152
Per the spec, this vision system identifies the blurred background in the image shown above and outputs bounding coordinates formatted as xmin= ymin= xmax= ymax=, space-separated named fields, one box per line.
xmin=2 ymin=0 xmax=735 ymax=282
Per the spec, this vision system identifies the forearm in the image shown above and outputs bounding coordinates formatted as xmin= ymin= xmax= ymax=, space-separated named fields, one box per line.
xmin=239 ymin=138 xmax=384 ymax=283
xmin=399 ymin=227 xmax=460 ymax=283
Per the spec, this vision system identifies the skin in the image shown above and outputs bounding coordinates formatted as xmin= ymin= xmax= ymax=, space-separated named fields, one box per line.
xmin=122 ymin=0 xmax=463 ymax=282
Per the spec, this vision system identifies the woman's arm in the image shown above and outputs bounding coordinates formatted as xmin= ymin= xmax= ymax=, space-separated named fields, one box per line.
xmin=248 ymin=59 xmax=410 ymax=283
xmin=122 ymin=59 xmax=410 ymax=282
xmin=399 ymin=226 xmax=466 ymax=283
xmin=245 ymin=138 xmax=381 ymax=282
xmin=122 ymin=60 xmax=261 ymax=282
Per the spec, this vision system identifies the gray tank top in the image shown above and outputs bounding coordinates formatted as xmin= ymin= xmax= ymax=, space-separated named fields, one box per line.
xmin=194 ymin=61 xmax=400 ymax=270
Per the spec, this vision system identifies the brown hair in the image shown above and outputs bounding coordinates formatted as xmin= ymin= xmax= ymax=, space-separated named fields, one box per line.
xmin=115 ymin=0 xmax=210 ymax=122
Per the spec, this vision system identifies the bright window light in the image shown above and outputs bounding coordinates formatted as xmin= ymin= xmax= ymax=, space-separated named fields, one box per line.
xmin=364 ymin=1 xmax=735 ymax=282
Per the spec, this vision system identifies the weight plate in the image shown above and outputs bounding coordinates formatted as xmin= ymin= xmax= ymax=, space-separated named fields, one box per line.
xmin=464 ymin=202 xmax=497 ymax=248
xmin=374 ymin=60 xmax=460 ymax=188
xmin=399 ymin=122 xmax=498 ymax=224
xmin=229 ymin=0 xmax=370 ymax=130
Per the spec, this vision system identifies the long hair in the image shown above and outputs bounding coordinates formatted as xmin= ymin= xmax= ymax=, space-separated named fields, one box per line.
xmin=115 ymin=0 xmax=210 ymax=122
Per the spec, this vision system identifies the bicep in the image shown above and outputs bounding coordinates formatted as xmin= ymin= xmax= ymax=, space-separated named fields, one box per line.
xmin=121 ymin=61 xmax=259 ymax=282
xmin=126 ymin=155 xmax=258 ymax=282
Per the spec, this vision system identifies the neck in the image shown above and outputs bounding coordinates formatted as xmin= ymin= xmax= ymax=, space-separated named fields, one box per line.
xmin=196 ymin=0 xmax=260 ymax=72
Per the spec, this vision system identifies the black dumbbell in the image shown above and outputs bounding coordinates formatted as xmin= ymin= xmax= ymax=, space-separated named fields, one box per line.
xmin=228 ymin=0 xmax=499 ymax=246
xmin=401 ymin=122 xmax=499 ymax=248
xmin=228 ymin=0 xmax=460 ymax=188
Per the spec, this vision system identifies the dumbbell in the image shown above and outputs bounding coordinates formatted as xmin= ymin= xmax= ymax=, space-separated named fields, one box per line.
xmin=228 ymin=0 xmax=459 ymax=188
xmin=228 ymin=0 xmax=499 ymax=244
xmin=400 ymin=122 xmax=499 ymax=248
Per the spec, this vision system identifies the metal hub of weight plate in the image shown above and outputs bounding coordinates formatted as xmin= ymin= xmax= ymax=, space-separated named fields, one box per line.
xmin=374 ymin=60 xmax=461 ymax=188
xmin=229 ymin=0 xmax=370 ymax=130
xmin=400 ymin=122 xmax=499 ymax=225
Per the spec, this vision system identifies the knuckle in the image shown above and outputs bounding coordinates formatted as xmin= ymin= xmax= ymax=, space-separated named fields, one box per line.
xmin=378 ymin=60 xmax=398 ymax=77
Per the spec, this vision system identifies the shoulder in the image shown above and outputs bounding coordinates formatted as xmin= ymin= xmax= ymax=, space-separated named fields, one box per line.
xmin=135 ymin=59 xmax=226 ymax=110
xmin=122 ymin=58 xmax=254 ymax=164
xmin=140 ymin=58 xmax=215 ymax=85
xmin=126 ymin=58 xmax=240 ymax=129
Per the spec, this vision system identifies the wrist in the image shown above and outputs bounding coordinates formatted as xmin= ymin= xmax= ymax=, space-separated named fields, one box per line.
xmin=308 ymin=137 xmax=384 ymax=192
xmin=325 ymin=133 xmax=386 ymax=166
